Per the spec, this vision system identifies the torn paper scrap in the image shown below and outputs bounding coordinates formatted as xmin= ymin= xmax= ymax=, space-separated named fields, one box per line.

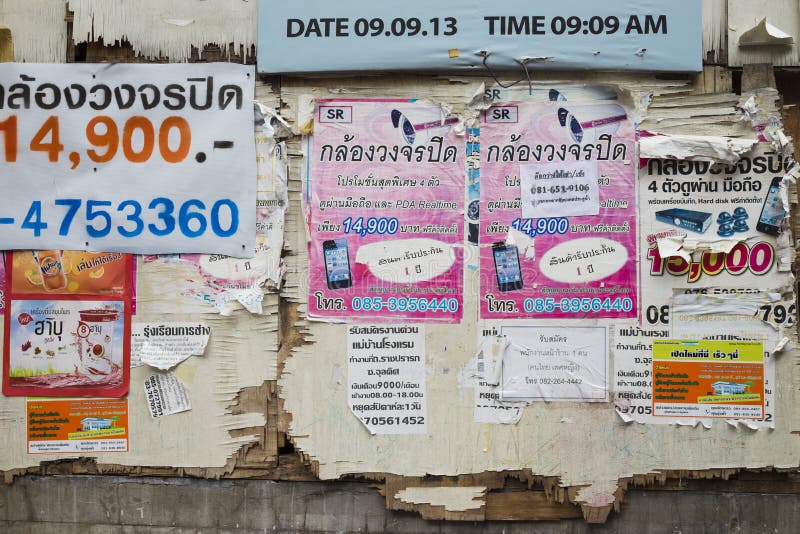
xmin=504 ymin=227 xmax=535 ymax=261
xmin=640 ymin=135 xmax=757 ymax=164
xmin=144 ymin=372 xmax=192 ymax=418
xmin=738 ymin=18 xmax=795 ymax=46
xmin=131 ymin=322 xmax=211 ymax=370
xmin=671 ymin=290 xmax=782 ymax=322
xmin=348 ymin=326 xmax=427 ymax=434
xmin=461 ymin=336 xmax=524 ymax=424
xmin=395 ymin=487 xmax=486 ymax=512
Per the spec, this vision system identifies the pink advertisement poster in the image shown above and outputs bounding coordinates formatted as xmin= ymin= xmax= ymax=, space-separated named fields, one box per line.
xmin=479 ymin=101 xmax=637 ymax=319
xmin=307 ymin=100 xmax=464 ymax=322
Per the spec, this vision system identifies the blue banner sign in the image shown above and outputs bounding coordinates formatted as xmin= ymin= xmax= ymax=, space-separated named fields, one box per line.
xmin=258 ymin=0 xmax=701 ymax=73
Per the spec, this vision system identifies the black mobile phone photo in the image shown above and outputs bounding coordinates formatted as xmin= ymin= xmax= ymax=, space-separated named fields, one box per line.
xmin=492 ymin=242 xmax=523 ymax=292
xmin=756 ymin=177 xmax=784 ymax=236
xmin=323 ymin=238 xmax=352 ymax=290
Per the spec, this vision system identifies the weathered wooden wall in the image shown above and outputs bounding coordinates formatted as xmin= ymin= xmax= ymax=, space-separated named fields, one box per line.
xmin=0 ymin=0 xmax=798 ymax=525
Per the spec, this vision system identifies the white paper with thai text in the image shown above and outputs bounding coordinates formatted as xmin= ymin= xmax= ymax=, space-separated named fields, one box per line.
xmin=347 ymin=326 xmax=427 ymax=434
xmin=500 ymin=326 xmax=608 ymax=402
xmin=131 ymin=322 xmax=211 ymax=369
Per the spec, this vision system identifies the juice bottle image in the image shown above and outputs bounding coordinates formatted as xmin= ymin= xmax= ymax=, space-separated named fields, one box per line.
xmin=34 ymin=250 xmax=68 ymax=291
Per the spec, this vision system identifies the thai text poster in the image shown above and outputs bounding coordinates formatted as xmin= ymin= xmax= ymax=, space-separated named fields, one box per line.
xmin=479 ymin=101 xmax=636 ymax=319
xmin=652 ymin=340 xmax=765 ymax=420
xmin=3 ymin=251 xmax=132 ymax=397
xmin=307 ymin=100 xmax=464 ymax=322
xmin=0 ymin=63 xmax=255 ymax=256
xmin=639 ymin=147 xmax=793 ymax=328
xmin=27 ymin=398 xmax=128 ymax=454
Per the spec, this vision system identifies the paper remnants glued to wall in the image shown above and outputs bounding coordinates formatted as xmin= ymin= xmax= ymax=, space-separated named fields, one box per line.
xmin=144 ymin=372 xmax=192 ymax=418
xmin=460 ymin=336 xmax=524 ymax=424
xmin=131 ymin=322 xmax=211 ymax=370
xmin=640 ymin=134 xmax=758 ymax=164
xmin=395 ymin=486 xmax=486 ymax=512
xmin=348 ymin=326 xmax=427 ymax=434
xmin=739 ymin=92 xmax=790 ymax=150
xmin=143 ymin=104 xmax=288 ymax=315
xmin=738 ymin=18 xmax=795 ymax=46
xmin=70 ymin=0 xmax=256 ymax=62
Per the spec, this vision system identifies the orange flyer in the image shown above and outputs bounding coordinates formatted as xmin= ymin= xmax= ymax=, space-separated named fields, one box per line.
xmin=26 ymin=398 xmax=128 ymax=454
xmin=10 ymin=251 xmax=128 ymax=296
xmin=652 ymin=340 xmax=765 ymax=420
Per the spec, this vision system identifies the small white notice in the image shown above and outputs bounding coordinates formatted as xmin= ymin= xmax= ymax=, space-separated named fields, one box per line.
xmin=131 ymin=323 xmax=211 ymax=369
xmin=521 ymin=161 xmax=599 ymax=218
xmin=144 ymin=372 xmax=192 ymax=418
xmin=348 ymin=326 xmax=427 ymax=435
xmin=500 ymin=326 xmax=608 ymax=401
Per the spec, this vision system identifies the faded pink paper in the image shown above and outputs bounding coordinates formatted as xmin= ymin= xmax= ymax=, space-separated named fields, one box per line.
xmin=307 ymin=100 xmax=464 ymax=322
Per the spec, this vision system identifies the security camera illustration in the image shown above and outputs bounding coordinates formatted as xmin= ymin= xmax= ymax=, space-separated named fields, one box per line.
xmin=557 ymin=104 xmax=628 ymax=143
xmin=391 ymin=109 xmax=459 ymax=145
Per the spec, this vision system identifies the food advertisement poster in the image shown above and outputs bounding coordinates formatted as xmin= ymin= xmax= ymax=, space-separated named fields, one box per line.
xmin=27 ymin=398 xmax=128 ymax=454
xmin=0 ymin=63 xmax=255 ymax=256
xmin=3 ymin=251 xmax=132 ymax=397
xmin=307 ymin=100 xmax=464 ymax=322
xmin=479 ymin=101 xmax=636 ymax=319
xmin=652 ymin=340 xmax=765 ymax=420
xmin=10 ymin=250 xmax=128 ymax=295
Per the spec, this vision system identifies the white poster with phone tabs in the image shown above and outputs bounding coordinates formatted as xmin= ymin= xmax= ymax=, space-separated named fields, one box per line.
xmin=639 ymin=146 xmax=793 ymax=330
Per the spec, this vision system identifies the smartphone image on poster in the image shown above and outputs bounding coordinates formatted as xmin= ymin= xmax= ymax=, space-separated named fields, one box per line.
xmin=492 ymin=242 xmax=523 ymax=292
xmin=757 ymin=177 xmax=784 ymax=236
xmin=323 ymin=238 xmax=352 ymax=290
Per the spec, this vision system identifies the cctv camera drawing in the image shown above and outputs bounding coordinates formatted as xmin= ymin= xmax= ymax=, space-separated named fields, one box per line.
xmin=391 ymin=109 xmax=459 ymax=145
xmin=557 ymin=104 xmax=628 ymax=143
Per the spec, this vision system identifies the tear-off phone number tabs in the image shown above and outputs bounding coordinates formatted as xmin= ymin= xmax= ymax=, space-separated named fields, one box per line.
xmin=0 ymin=63 xmax=256 ymax=258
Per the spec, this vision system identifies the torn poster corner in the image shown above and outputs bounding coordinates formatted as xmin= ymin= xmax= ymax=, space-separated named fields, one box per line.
xmin=639 ymin=134 xmax=758 ymax=164
xmin=395 ymin=486 xmax=486 ymax=512
xmin=505 ymin=228 xmax=535 ymax=261
xmin=738 ymin=18 xmax=795 ymax=47
xmin=296 ymin=94 xmax=316 ymax=134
